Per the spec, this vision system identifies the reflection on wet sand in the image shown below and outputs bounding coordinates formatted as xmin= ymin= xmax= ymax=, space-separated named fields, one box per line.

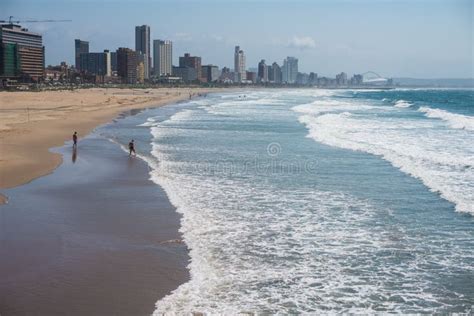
xmin=72 ymin=147 xmax=77 ymax=163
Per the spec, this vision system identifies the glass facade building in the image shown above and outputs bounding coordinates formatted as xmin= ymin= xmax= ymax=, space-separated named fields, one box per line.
xmin=1 ymin=24 xmax=44 ymax=81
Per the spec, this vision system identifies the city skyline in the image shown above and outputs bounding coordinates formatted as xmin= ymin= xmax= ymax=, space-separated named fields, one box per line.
xmin=2 ymin=0 xmax=473 ymax=79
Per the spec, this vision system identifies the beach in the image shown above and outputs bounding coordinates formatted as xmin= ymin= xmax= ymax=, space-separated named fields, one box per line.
xmin=0 ymin=88 xmax=215 ymax=315
xmin=0 ymin=87 xmax=217 ymax=200
xmin=0 ymin=136 xmax=189 ymax=315
xmin=0 ymin=88 xmax=473 ymax=314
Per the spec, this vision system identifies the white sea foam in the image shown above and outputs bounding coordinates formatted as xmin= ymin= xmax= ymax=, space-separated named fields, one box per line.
xmin=393 ymin=99 xmax=413 ymax=108
xmin=297 ymin=108 xmax=474 ymax=214
xmin=137 ymin=117 xmax=157 ymax=127
xmin=292 ymin=99 xmax=381 ymax=116
xmin=418 ymin=106 xmax=474 ymax=131
xmin=168 ymin=109 xmax=195 ymax=121
xmin=189 ymin=99 xmax=213 ymax=106
xmin=149 ymin=137 xmax=456 ymax=313
xmin=144 ymin=91 xmax=474 ymax=314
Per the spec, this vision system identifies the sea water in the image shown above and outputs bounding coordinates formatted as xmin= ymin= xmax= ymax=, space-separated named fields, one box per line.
xmin=100 ymin=88 xmax=474 ymax=313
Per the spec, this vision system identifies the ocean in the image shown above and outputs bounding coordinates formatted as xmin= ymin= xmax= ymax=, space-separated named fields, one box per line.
xmin=99 ymin=88 xmax=474 ymax=313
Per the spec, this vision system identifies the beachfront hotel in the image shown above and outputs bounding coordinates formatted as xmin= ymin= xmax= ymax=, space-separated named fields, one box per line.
xmin=135 ymin=25 xmax=151 ymax=79
xmin=234 ymin=45 xmax=246 ymax=83
xmin=79 ymin=50 xmax=112 ymax=77
xmin=153 ymin=39 xmax=172 ymax=77
xmin=282 ymin=56 xmax=298 ymax=84
xmin=0 ymin=24 xmax=44 ymax=82
xmin=179 ymin=52 xmax=202 ymax=81
xmin=116 ymin=47 xmax=137 ymax=84
xmin=74 ymin=38 xmax=89 ymax=71
xmin=201 ymin=64 xmax=220 ymax=83
xmin=257 ymin=59 xmax=268 ymax=83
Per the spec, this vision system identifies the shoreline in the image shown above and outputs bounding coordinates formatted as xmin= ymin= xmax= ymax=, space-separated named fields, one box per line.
xmin=0 ymin=87 xmax=225 ymax=201
xmin=0 ymin=132 xmax=189 ymax=315
xmin=0 ymin=89 xmax=203 ymax=314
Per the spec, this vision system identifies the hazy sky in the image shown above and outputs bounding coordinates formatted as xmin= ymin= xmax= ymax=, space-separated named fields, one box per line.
xmin=2 ymin=0 xmax=473 ymax=78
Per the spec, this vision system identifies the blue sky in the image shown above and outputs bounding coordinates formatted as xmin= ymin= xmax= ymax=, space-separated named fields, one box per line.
xmin=2 ymin=0 xmax=473 ymax=78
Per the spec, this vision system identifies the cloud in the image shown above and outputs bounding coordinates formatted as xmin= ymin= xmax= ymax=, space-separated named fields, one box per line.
xmin=210 ymin=34 xmax=224 ymax=42
xmin=28 ymin=23 xmax=53 ymax=33
xmin=287 ymin=36 xmax=316 ymax=50
xmin=173 ymin=32 xmax=192 ymax=41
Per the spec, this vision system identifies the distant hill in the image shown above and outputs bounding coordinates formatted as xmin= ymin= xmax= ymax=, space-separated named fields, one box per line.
xmin=393 ymin=78 xmax=474 ymax=88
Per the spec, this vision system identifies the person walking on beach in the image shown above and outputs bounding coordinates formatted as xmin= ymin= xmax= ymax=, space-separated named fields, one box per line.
xmin=129 ymin=139 xmax=136 ymax=156
xmin=72 ymin=131 xmax=78 ymax=148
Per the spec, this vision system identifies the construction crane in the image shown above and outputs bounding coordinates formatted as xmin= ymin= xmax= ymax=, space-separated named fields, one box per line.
xmin=0 ymin=16 xmax=71 ymax=24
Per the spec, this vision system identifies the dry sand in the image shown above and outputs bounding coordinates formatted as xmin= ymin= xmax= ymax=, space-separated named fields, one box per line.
xmin=0 ymin=87 xmax=219 ymax=201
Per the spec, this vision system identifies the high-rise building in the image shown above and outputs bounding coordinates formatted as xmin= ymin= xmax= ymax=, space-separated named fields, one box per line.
xmin=267 ymin=65 xmax=274 ymax=82
xmin=309 ymin=72 xmax=318 ymax=85
xmin=79 ymin=50 xmax=111 ymax=76
xmin=201 ymin=64 xmax=219 ymax=82
xmin=179 ymin=53 xmax=201 ymax=81
xmin=137 ymin=52 xmax=149 ymax=81
xmin=0 ymin=24 xmax=44 ymax=81
xmin=257 ymin=59 xmax=268 ymax=83
xmin=336 ymin=72 xmax=348 ymax=85
xmin=282 ymin=56 xmax=298 ymax=84
xmin=110 ymin=51 xmax=117 ymax=72
xmin=269 ymin=62 xmax=282 ymax=84
xmin=350 ymin=74 xmax=363 ymax=85
xmin=296 ymin=72 xmax=309 ymax=85
xmin=74 ymin=39 xmax=89 ymax=71
xmin=116 ymin=47 xmax=137 ymax=84
xmin=153 ymin=40 xmax=172 ymax=76
xmin=0 ymin=41 xmax=19 ymax=79
xmin=135 ymin=25 xmax=150 ymax=79
xmin=234 ymin=46 xmax=245 ymax=83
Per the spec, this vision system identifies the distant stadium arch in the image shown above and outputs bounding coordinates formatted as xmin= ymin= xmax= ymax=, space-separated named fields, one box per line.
xmin=362 ymin=71 xmax=388 ymax=83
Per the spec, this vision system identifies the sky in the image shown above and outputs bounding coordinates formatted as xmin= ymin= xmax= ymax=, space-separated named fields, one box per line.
xmin=2 ymin=0 xmax=473 ymax=78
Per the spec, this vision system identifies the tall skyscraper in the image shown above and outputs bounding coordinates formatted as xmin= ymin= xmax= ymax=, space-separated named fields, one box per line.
xmin=257 ymin=59 xmax=268 ymax=83
xmin=179 ymin=53 xmax=202 ymax=81
xmin=234 ymin=46 xmax=245 ymax=83
xmin=135 ymin=25 xmax=150 ymax=79
xmin=116 ymin=47 xmax=137 ymax=84
xmin=282 ymin=56 xmax=298 ymax=84
xmin=270 ymin=62 xmax=282 ymax=83
xmin=1 ymin=24 xmax=44 ymax=81
xmin=74 ymin=39 xmax=89 ymax=71
xmin=153 ymin=40 xmax=172 ymax=76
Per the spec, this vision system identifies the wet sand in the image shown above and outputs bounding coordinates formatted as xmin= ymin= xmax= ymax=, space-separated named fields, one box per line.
xmin=0 ymin=136 xmax=189 ymax=315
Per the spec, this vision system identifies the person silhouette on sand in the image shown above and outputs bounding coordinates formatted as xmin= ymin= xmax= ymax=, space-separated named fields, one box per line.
xmin=72 ymin=132 xmax=78 ymax=147
xmin=129 ymin=139 xmax=136 ymax=156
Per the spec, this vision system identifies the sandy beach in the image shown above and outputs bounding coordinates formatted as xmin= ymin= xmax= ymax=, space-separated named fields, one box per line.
xmin=0 ymin=87 xmax=217 ymax=201
xmin=0 ymin=87 xmax=232 ymax=314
